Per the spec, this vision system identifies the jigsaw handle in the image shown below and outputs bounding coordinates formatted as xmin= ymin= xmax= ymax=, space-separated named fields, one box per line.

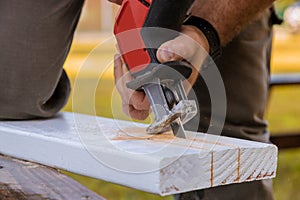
xmin=114 ymin=0 xmax=195 ymax=78
xmin=141 ymin=0 xmax=195 ymax=65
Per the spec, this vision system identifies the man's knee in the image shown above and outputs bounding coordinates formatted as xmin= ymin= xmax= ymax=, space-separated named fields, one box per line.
xmin=0 ymin=70 xmax=70 ymax=120
xmin=0 ymin=1 xmax=81 ymax=119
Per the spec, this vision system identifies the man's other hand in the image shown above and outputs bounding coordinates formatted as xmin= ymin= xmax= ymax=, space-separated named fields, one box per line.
xmin=114 ymin=54 xmax=150 ymax=120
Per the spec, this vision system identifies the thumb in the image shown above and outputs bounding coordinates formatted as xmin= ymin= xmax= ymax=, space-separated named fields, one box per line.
xmin=156 ymin=34 xmax=198 ymax=63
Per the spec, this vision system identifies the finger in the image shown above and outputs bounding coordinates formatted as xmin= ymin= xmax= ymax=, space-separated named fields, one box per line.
xmin=128 ymin=91 xmax=150 ymax=110
xmin=122 ymin=103 xmax=150 ymax=120
xmin=114 ymin=54 xmax=123 ymax=85
xmin=156 ymin=47 xmax=175 ymax=62
xmin=114 ymin=53 xmax=133 ymax=85
xmin=114 ymin=54 xmax=127 ymax=96
xmin=128 ymin=105 xmax=150 ymax=120
xmin=157 ymin=34 xmax=198 ymax=63
xmin=157 ymin=25 xmax=208 ymax=63
xmin=121 ymin=60 xmax=133 ymax=83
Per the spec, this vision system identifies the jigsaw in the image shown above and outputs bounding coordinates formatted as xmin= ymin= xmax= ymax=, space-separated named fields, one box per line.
xmin=114 ymin=0 xmax=197 ymax=138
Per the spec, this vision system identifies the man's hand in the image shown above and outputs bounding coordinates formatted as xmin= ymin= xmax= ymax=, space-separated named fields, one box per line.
xmin=156 ymin=25 xmax=209 ymax=93
xmin=114 ymin=54 xmax=150 ymax=120
xmin=157 ymin=26 xmax=209 ymax=63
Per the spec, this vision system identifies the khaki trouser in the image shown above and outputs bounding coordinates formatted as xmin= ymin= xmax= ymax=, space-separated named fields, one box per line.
xmin=0 ymin=0 xmax=83 ymax=119
xmin=181 ymin=8 xmax=274 ymax=200
xmin=0 ymin=1 xmax=274 ymax=199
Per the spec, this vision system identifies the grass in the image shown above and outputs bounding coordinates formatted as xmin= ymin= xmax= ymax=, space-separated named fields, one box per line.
xmin=62 ymin=28 xmax=300 ymax=199
xmin=274 ymin=149 xmax=300 ymax=199
xmin=63 ymin=170 xmax=171 ymax=200
xmin=267 ymin=85 xmax=300 ymax=133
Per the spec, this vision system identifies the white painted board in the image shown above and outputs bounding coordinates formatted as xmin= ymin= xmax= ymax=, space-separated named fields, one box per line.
xmin=0 ymin=112 xmax=277 ymax=196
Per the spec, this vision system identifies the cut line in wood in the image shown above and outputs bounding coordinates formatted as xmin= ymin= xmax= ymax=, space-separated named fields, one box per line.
xmin=0 ymin=112 xmax=278 ymax=196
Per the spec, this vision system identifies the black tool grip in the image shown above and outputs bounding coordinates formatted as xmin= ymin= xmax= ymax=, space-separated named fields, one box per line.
xmin=141 ymin=0 xmax=195 ymax=63
xmin=144 ymin=0 xmax=194 ymax=31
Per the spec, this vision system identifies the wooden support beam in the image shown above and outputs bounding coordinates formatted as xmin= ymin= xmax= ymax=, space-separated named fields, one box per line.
xmin=270 ymin=133 xmax=300 ymax=149
xmin=0 ymin=154 xmax=104 ymax=200
xmin=0 ymin=112 xmax=277 ymax=196
xmin=270 ymin=73 xmax=300 ymax=87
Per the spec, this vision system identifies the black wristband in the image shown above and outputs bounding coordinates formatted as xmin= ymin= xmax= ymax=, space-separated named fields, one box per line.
xmin=183 ymin=16 xmax=221 ymax=60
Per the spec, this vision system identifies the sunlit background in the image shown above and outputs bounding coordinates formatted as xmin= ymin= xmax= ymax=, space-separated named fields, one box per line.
xmin=62 ymin=0 xmax=300 ymax=199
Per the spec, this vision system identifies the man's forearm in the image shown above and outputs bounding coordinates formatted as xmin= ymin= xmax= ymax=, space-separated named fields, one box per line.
xmin=191 ymin=0 xmax=275 ymax=45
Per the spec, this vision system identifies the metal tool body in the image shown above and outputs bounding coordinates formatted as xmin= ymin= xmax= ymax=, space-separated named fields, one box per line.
xmin=114 ymin=0 xmax=197 ymax=138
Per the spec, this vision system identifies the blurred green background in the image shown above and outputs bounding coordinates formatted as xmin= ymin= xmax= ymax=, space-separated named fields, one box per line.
xmin=61 ymin=1 xmax=300 ymax=199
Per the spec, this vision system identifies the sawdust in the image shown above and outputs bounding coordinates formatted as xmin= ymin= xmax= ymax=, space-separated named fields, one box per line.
xmin=113 ymin=127 xmax=175 ymax=141
xmin=112 ymin=127 xmax=240 ymax=153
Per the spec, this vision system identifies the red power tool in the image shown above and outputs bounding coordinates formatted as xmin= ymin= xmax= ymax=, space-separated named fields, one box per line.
xmin=114 ymin=0 xmax=197 ymax=138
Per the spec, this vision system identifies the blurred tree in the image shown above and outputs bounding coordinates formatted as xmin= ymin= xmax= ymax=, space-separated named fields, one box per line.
xmin=275 ymin=0 xmax=298 ymax=19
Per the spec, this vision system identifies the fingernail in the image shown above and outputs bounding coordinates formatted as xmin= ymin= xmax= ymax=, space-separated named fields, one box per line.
xmin=160 ymin=48 xmax=174 ymax=61
xmin=167 ymin=48 xmax=174 ymax=60
xmin=114 ymin=54 xmax=120 ymax=60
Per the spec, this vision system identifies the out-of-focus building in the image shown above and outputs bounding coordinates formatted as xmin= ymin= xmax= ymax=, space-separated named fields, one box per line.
xmin=76 ymin=0 xmax=118 ymax=32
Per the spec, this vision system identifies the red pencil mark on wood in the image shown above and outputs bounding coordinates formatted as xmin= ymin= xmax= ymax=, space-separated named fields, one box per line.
xmin=235 ymin=148 xmax=241 ymax=182
xmin=113 ymin=134 xmax=175 ymax=141
xmin=256 ymin=173 xmax=262 ymax=179
xmin=264 ymin=171 xmax=274 ymax=177
xmin=211 ymin=152 xmax=214 ymax=187
xmin=249 ymin=171 xmax=274 ymax=180
xmin=162 ymin=185 xmax=179 ymax=194
xmin=192 ymin=138 xmax=238 ymax=148
xmin=113 ymin=128 xmax=210 ymax=150
xmin=113 ymin=127 xmax=237 ymax=150
xmin=112 ymin=128 xmax=258 ymax=158
xmin=247 ymin=170 xmax=256 ymax=181
xmin=114 ymin=127 xmax=174 ymax=141
xmin=171 ymin=185 xmax=179 ymax=191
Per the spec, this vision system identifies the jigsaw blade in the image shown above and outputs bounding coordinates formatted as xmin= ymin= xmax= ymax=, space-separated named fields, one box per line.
xmin=143 ymin=79 xmax=191 ymax=138
xmin=171 ymin=119 xmax=186 ymax=138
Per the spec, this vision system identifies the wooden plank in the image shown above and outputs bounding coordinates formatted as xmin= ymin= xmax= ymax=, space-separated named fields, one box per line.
xmin=0 ymin=112 xmax=277 ymax=196
xmin=0 ymin=154 xmax=104 ymax=200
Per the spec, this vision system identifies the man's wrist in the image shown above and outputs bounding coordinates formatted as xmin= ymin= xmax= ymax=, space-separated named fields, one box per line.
xmin=186 ymin=25 xmax=210 ymax=54
xmin=183 ymin=16 xmax=222 ymax=60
